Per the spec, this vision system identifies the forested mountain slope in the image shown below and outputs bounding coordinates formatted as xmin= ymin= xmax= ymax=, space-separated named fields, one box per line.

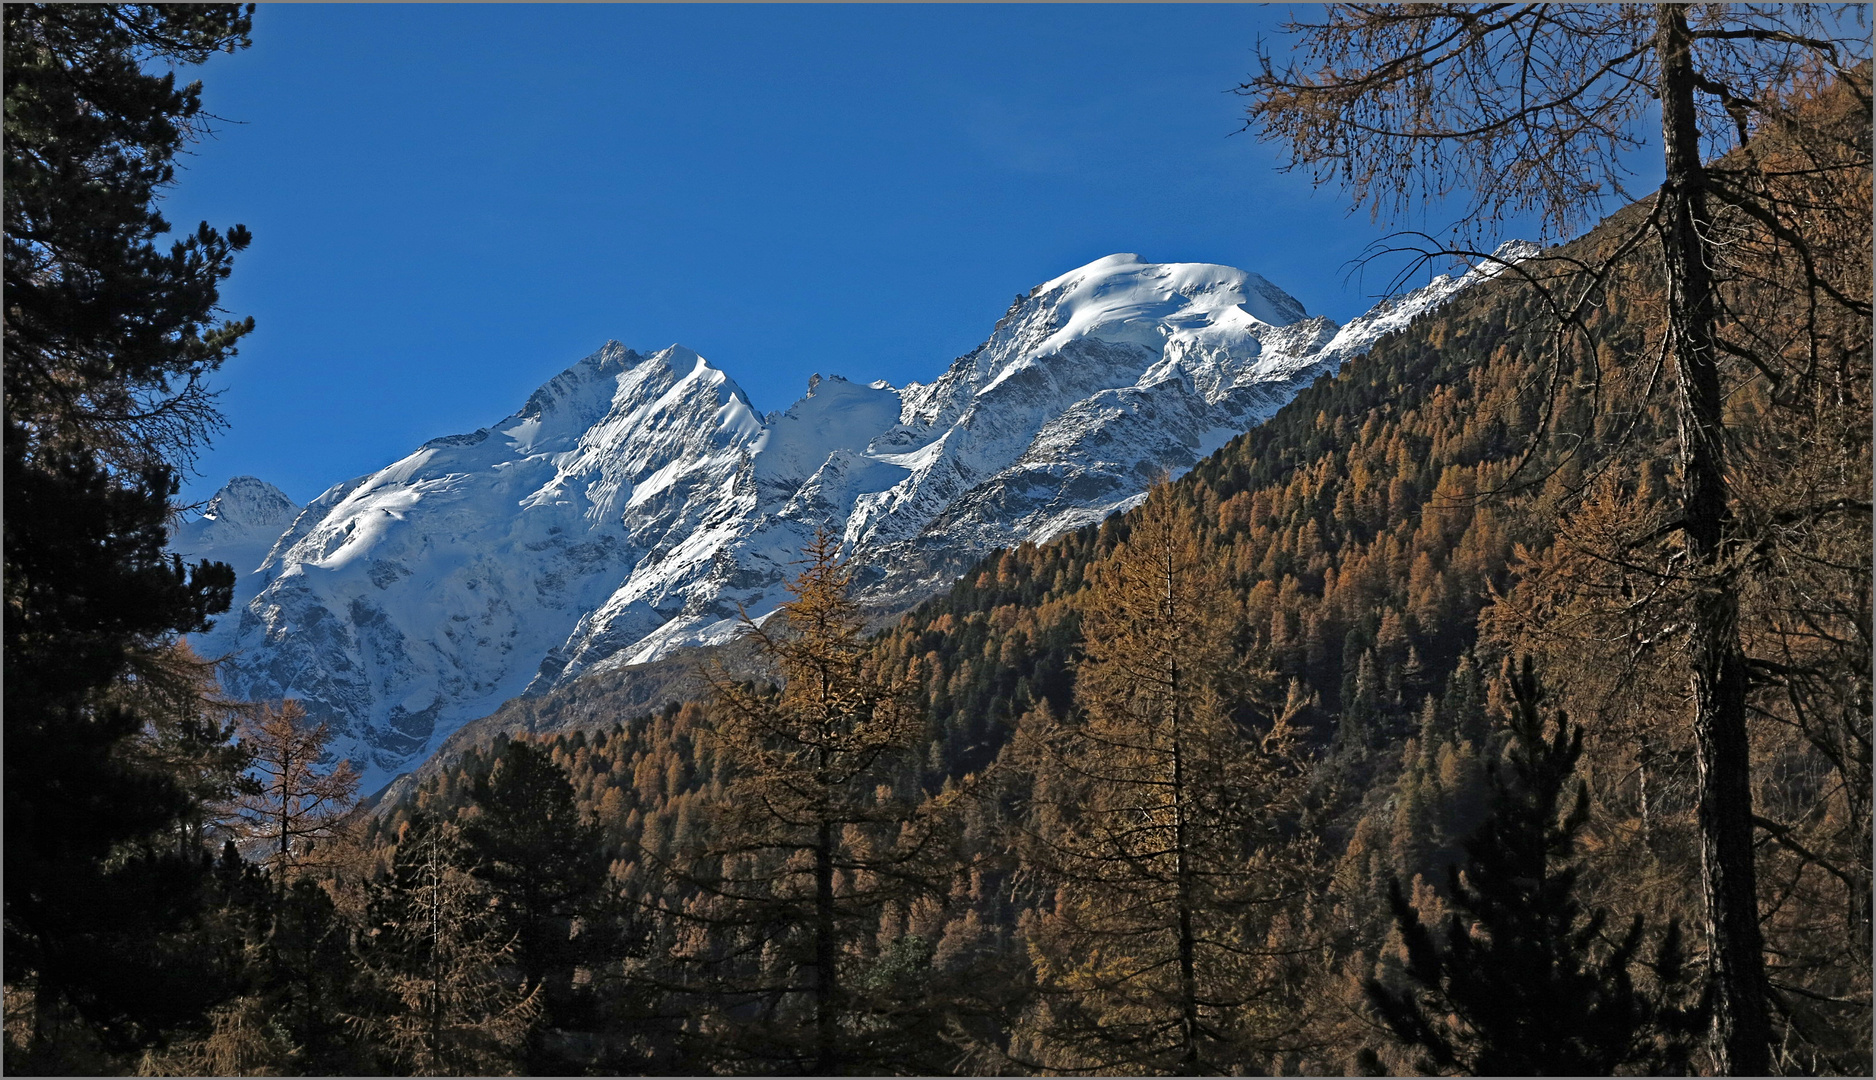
xmin=199 ymin=249 xmax=1533 ymax=794
xmin=361 ymin=77 xmax=1869 ymax=1075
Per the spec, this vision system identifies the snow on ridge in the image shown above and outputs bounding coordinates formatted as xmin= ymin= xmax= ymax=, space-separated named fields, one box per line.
xmin=1314 ymin=239 xmax=1542 ymax=370
xmin=190 ymin=246 xmax=1531 ymax=792
xmin=170 ymin=476 xmax=302 ymax=577
xmin=168 ymin=477 xmax=305 ymax=663
xmin=202 ymin=340 xmax=767 ymax=786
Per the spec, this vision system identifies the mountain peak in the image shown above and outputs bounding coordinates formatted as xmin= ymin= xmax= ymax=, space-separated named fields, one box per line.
xmin=963 ymin=256 xmax=1313 ymax=388
xmin=652 ymin=342 xmax=703 ymax=366
xmin=170 ymin=477 xmax=303 ymax=597
xmin=199 ymin=476 xmax=298 ymax=528
xmin=197 ymin=247 xmax=1522 ymax=792
xmin=1037 ymin=255 xmax=1308 ymax=341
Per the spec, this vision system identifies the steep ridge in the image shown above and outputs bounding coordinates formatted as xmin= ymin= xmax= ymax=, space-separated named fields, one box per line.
xmin=210 ymin=343 xmax=764 ymax=784
xmin=168 ymin=476 xmax=303 ymax=659
xmin=192 ymin=248 xmax=1529 ymax=791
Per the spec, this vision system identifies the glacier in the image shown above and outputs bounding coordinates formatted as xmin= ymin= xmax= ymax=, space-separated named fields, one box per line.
xmin=179 ymin=246 xmax=1533 ymax=792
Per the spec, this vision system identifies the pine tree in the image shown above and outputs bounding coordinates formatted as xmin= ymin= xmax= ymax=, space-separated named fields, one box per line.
xmin=4 ymin=3 xmax=256 ymax=1060
xmin=4 ymin=1 xmax=255 ymax=468
xmin=1015 ymin=491 xmax=1318 ymax=1074
xmin=143 ymin=860 xmax=366 ymax=1076
xmin=263 ymin=876 xmax=370 ymax=1074
xmin=458 ymin=737 xmax=620 ymax=1071
xmin=1362 ymin=659 xmax=1707 ymax=1075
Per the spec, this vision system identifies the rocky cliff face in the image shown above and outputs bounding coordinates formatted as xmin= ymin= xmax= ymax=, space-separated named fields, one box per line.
xmin=182 ymin=246 xmax=1531 ymax=791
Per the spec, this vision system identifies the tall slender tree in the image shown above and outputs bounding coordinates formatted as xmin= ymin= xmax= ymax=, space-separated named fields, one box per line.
xmin=4 ymin=2 xmax=255 ymax=469
xmin=1242 ymin=9 xmax=1870 ymax=1070
xmin=460 ymin=739 xmax=608 ymax=984
xmin=674 ymin=533 xmax=956 ymax=1075
xmin=356 ymin=814 xmax=541 ymax=1077
xmin=459 ymin=737 xmax=620 ymax=1072
xmin=1014 ymin=490 xmax=1318 ymax=1075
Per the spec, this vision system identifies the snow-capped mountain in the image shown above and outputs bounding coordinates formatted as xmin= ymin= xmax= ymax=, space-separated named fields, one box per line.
xmin=172 ymin=476 xmax=303 ymax=571
xmin=169 ymin=476 xmax=303 ymax=656
xmin=193 ymin=246 xmax=1530 ymax=791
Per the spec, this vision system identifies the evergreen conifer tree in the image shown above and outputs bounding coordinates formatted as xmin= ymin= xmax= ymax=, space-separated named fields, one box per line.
xmin=161 ymin=858 xmax=368 ymax=1076
xmin=459 ymin=737 xmax=621 ymax=1071
xmin=4 ymin=3 xmax=257 ymax=1060
xmin=1362 ymin=659 xmax=1707 ymax=1075
xmin=263 ymin=876 xmax=370 ymax=1074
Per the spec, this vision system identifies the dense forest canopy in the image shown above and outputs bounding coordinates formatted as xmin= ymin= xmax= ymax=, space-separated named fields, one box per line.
xmin=4 ymin=4 xmax=1869 ymax=1076
xmin=357 ymin=58 xmax=1869 ymax=1062
xmin=5 ymin=3 xmax=255 ymax=1070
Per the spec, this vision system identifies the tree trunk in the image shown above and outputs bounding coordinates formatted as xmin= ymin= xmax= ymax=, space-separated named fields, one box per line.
xmin=1655 ymin=10 xmax=1772 ymax=1075
xmin=1173 ymin=748 xmax=1201 ymax=1077
xmin=813 ymin=820 xmax=838 ymax=1075
xmin=430 ymin=836 xmax=443 ymax=1077
xmin=277 ymin=740 xmax=293 ymax=885
xmin=1637 ymin=733 xmax=1653 ymax=851
xmin=1166 ymin=571 xmax=1201 ymax=1077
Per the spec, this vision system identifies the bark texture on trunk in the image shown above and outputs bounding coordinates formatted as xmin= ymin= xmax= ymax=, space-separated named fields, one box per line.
xmin=813 ymin=820 xmax=839 ymax=1076
xmin=1172 ymin=723 xmax=1200 ymax=1076
xmin=1655 ymin=10 xmax=1772 ymax=1075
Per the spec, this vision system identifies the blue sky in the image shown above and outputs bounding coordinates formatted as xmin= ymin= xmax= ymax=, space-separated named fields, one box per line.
xmin=165 ymin=4 xmax=1555 ymax=506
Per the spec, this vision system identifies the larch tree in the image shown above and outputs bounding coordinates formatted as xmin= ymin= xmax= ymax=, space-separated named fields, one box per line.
xmin=676 ymin=532 xmax=957 ymax=1075
xmin=1242 ymin=7 xmax=1871 ymax=1072
xmin=355 ymin=814 xmax=541 ymax=1077
xmin=229 ymin=699 xmax=361 ymax=885
xmin=1013 ymin=490 xmax=1319 ymax=1075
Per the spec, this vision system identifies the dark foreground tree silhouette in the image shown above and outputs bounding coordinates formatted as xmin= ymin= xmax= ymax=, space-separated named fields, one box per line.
xmin=1243 ymin=8 xmax=1871 ymax=1071
xmin=459 ymin=737 xmax=622 ymax=1072
xmin=1361 ymin=659 xmax=1708 ymax=1075
xmin=4 ymin=3 xmax=257 ymax=1063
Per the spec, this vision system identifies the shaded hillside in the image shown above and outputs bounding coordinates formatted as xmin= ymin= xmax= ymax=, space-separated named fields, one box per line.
xmin=363 ymin=634 xmax=758 ymax=810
